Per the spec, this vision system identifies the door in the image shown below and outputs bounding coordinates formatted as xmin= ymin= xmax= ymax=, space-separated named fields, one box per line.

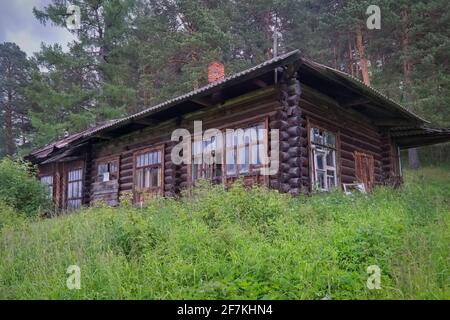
xmin=354 ymin=152 xmax=375 ymax=191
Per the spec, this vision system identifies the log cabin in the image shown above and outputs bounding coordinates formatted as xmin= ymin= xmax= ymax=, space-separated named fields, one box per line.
xmin=27 ymin=50 xmax=450 ymax=211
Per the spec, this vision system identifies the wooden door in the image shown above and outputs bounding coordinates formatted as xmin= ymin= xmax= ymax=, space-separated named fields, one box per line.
xmin=354 ymin=152 xmax=375 ymax=191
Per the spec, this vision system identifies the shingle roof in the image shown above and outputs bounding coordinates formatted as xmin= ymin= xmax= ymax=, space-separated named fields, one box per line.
xmin=28 ymin=50 xmax=450 ymax=162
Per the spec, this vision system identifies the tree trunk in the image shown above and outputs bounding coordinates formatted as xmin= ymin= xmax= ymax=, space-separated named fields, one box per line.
xmin=408 ymin=148 xmax=421 ymax=170
xmin=355 ymin=26 xmax=371 ymax=86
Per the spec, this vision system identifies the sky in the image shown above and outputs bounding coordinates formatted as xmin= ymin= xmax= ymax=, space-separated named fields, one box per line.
xmin=0 ymin=0 xmax=75 ymax=57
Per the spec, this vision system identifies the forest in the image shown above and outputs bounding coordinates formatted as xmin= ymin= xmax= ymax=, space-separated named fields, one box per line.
xmin=0 ymin=0 xmax=449 ymax=162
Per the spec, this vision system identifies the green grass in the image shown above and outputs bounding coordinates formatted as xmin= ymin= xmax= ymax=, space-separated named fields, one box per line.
xmin=0 ymin=167 xmax=449 ymax=299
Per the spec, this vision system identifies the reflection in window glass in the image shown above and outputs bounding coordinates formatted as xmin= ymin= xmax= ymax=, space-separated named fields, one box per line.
xmin=311 ymin=128 xmax=337 ymax=191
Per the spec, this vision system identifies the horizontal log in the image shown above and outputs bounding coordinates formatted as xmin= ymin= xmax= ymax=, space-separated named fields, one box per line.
xmin=119 ymin=176 xmax=133 ymax=184
xmin=341 ymin=166 xmax=355 ymax=177
xmin=120 ymin=168 xmax=133 ymax=177
xmin=119 ymin=182 xmax=133 ymax=191
xmin=280 ymin=183 xmax=291 ymax=193
xmin=279 ymin=131 xmax=290 ymax=141
xmin=288 ymin=167 xmax=301 ymax=177
xmin=269 ymin=120 xmax=289 ymax=130
xmin=286 ymin=106 xmax=301 ymax=116
xmin=286 ymin=126 xmax=301 ymax=137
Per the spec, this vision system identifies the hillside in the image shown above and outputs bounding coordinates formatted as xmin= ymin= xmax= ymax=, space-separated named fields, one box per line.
xmin=0 ymin=167 xmax=449 ymax=299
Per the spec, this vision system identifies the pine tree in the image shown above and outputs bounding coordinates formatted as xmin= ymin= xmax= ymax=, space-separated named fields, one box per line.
xmin=0 ymin=43 xmax=33 ymax=156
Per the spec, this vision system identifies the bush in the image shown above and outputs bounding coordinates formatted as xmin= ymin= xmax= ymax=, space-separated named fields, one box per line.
xmin=0 ymin=158 xmax=50 ymax=217
xmin=0 ymin=201 xmax=26 ymax=231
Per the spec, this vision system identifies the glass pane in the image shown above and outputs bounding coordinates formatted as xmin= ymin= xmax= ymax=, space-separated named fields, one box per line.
xmin=145 ymin=168 xmax=151 ymax=188
xmin=317 ymin=171 xmax=326 ymax=189
xmin=251 ymin=144 xmax=258 ymax=165
xmin=327 ymin=174 xmax=335 ymax=188
xmin=68 ymin=183 xmax=73 ymax=199
xmin=326 ymin=150 xmax=335 ymax=167
xmin=215 ymin=164 xmax=222 ymax=178
xmin=226 ymin=146 xmax=235 ymax=175
xmin=136 ymin=169 xmax=143 ymax=190
xmin=77 ymin=181 xmax=82 ymax=197
xmin=325 ymin=132 xmax=336 ymax=148
xmin=316 ymin=153 xmax=324 ymax=170
xmin=152 ymin=168 xmax=159 ymax=187
xmin=240 ymin=145 xmax=249 ymax=173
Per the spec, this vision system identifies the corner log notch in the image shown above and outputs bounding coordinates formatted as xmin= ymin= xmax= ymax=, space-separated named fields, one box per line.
xmin=270 ymin=65 xmax=306 ymax=195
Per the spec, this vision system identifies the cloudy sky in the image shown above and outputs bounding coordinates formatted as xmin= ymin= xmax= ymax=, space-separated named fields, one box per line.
xmin=0 ymin=0 xmax=75 ymax=56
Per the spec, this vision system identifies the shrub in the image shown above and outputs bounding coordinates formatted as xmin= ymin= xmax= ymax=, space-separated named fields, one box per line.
xmin=0 ymin=158 xmax=50 ymax=217
xmin=0 ymin=201 xmax=26 ymax=231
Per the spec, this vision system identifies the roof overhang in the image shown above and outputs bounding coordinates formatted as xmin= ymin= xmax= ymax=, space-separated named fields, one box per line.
xmin=27 ymin=50 xmax=450 ymax=164
xmin=391 ymin=127 xmax=450 ymax=149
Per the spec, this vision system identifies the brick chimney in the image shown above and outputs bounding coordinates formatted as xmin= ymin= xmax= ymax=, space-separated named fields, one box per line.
xmin=208 ymin=61 xmax=225 ymax=83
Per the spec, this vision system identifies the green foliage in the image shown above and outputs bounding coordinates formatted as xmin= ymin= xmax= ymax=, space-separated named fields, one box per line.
xmin=0 ymin=158 xmax=50 ymax=217
xmin=0 ymin=202 xmax=26 ymax=232
xmin=0 ymin=168 xmax=449 ymax=299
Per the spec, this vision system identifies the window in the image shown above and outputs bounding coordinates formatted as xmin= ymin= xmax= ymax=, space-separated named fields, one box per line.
xmin=192 ymin=136 xmax=222 ymax=182
xmin=97 ymin=159 xmax=118 ymax=182
xmin=40 ymin=175 xmax=53 ymax=199
xmin=225 ymin=123 xmax=265 ymax=176
xmin=310 ymin=127 xmax=337 ymax=191
xmin=67 ymin=169 xmax=83 ymax=210
xmin=134 ymin=148 xmax=163 ymax=201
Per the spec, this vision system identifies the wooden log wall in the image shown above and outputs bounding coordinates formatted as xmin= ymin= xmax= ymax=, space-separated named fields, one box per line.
xmin=269 ymin=72 xmax=304 ymax=195
xmin=300 ymin=94 xmax=385 ymax=187
xmin=91 ymin=87 xmax=280 ymax=201
xmin=91 ymin=181 xmax=120 ymax=206
xmin=380 ymin=132 xmax=393 ymax=182
xmin=119 ymin=151 xmax=133 ymax=196
xmin=83 ymin=146 xmax=93 ymax=205
xmin=164 ymin=141 xmax=180 ymax=197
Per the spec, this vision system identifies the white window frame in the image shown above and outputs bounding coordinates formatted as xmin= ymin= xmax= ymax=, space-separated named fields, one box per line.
xmin=67 ymin=168 xmax=83 ymax=210
xmin=310 ymin=127 xmax=338 ymax=191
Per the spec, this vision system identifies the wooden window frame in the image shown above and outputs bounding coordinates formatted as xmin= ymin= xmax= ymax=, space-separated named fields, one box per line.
xmin=39 ymin=174 xmax=54 ymax=199
xmin=66 ymin=168 xmax=83 ymax=210
xmin=307 ymin=119 xmax=341 ymax=192
xmin=132 ymin=145 xmax=165 ymax=202
xmin=188 ymin=116 xmax=269 ymax=186
xmin=191 ymin=135 xmax=223 ymax=184
xmin=95 ymin=155 xmax=120 ymax=182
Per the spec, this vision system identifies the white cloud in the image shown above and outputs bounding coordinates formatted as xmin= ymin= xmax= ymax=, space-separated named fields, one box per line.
xmin=1 ymin=0 xmax=76 ymax=57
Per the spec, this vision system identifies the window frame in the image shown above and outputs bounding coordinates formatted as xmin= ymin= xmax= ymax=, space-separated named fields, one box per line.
xmin=132 ymin=145 xmax=165 ymax=202
xmin=188 ymin=116 xmax=269 ymax=186
xmin=66 ymin=168 xmax=83 ymax=210
xmin=224 ymin=122 xmax=266 ymax=178
xmin=95 ymin=156 xmax=120 ymax=183
xmin=307 ymin=121 xmax=340 ymax=192
xmin=191 ymin=135 xmax=223 ymax=184
xmin=40 ymin=174 xmax=54 ymax=199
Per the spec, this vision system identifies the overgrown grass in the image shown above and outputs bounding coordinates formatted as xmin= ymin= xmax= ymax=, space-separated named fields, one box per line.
xmin=0 ymin=167 xmax=449 ymax=299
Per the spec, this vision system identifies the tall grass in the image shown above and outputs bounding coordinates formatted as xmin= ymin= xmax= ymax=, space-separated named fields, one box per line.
xmin=0 ymin=168 xmax=449 ymax=299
